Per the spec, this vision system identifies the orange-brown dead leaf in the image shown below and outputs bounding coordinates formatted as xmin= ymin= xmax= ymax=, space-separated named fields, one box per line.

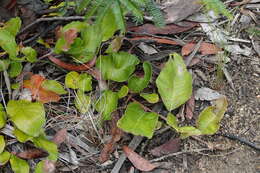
xmin=129 ymin=36 xmax=179 ymax=45
xmin=182 ymin=42 xmax=221 ymax=56
xmin=123 ymin=146 xmax=157 ymax=172
xmin=23 ymin=74 xmax=60 ymax=103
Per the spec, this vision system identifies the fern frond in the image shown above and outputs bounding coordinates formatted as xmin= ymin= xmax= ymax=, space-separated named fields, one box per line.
xmin=201 ymin=0 xmax=233 ymax=19
xmin=120 ymin=0 xmax=144 ymax=22
xmin=146 ymin=0 xmax=165 ymax=27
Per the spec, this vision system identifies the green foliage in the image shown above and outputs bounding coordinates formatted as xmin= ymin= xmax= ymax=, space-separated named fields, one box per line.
xmin=0 ymin=135 xmax=5 ymax=153
xmin=42 ymin=80 xmax=67 ymax=95
xmin=0 ymin=17 xmax=37 ymax=77
xmin=65 ymin=71 xmax=92 ymax=91
xmin=140 ymin=93 xmax=159 ymax=104
xmin=117 ymin=102 xmax=159 ymax=138
xmin=0 ymin=151 xmax=10 ymax=166
xmin=201 ymin=0 xmax=233 ymax=19
xmin=7 ymin=100 xmax=46 ymax=137
xmin=74 ymin=90 xmax=91 ymax=114
xmin=156 ymin=53 xmax=192 ymax=111
xmin=10 ymin=155 xmax=29 ymax=173
xmin=117 ymin=85 xmax=129 ymax=98
xmin=0 ymin=104 xmax=6 ymax=129
xmin=167 ymin=97 xmax=228 ymax=138
xmin=95 ymin=90 xmax=119 ymax=120
xmin=128 ymin=61 xmax=152 ymax=93
xmin=96 ymin=52 xmax=140 ymax=82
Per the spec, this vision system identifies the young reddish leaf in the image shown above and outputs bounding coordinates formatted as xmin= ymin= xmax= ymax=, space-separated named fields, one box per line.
xmin=185 ymin=95 xmax=195 ymax=119
xmin=182 ymin=42 xmax=221 ymax=56
xmin=23 ymin=74 xmax=60 ymax=103
xmin=150 ymin=138 xmax=181 ymax=157
xmin=62 ymin=28 xmax=78 ymax=51
xmin=16 ymin=148 xmax=48 ymax=159
xmin=123 ymin=146 xmax=157 ymax=172
xmin=128 ymin=22 xmax=198 ymax=35
xmin=52 ymin=129 xmax=67 ymax=146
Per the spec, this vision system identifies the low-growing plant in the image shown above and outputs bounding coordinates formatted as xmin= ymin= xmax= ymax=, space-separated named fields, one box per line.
xmin=0 ymin=0 xmax=232 ymax=171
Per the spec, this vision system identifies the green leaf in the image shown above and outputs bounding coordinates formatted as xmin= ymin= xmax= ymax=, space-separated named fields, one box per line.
xmin=0 ymin=29 xmax=18 ymax=59
xmin=65 ymin=71 xmax=80 ymax=89
xmin=196 ymin=97 xmax=228 ymax=135
xmin=33 ymin=135 xmax=58 ymax=161
xmin=74 ymin=90 xmax=91 ymax=114
xmin=0 ymin=103 xmax=6 ymax=129
xmin=117 ymin=85 xmax=129 ymax=98
xmin=140 ymin=93 xmax=159 ymax=104
xmin=8 ymin=62 xmax=23 ymax=78
xmin=7 ymin=100 xmax=45 ymax=137
xmin=112 ymin=1 xmax=126 ymax=32
xmin=10 ymin=155 xmax=29 ymax=173
xmin=101 ymin=8 xmax=118 ymax=41
xmin=0 ymin=135 xmax=5 ymax=154
xmin=166 ymin=113 xmax=201 ymax=138
xmin=156 ymin=53 xmax=192 ymax=111
xmin=3 ymin=17 xmax=21 ymax=36
xmin=21 ymin=47 xmax=37 ymax=62
xmin=96 ymin=52 xmax=140 ymax=82
xmin=0 ymin=151 xmax=10 ymax=166
xmin=35 ymin=160 xmax=44 ymax=173
xmin=42 ymin=80 xmax=67 ymax=95
xmin=117 ymin=102 xmax=158 ymax=138
xmin=95 ymin=90 xmax=118 ymax=120
xmin=62 ymin=21 xmax=88 ymax=33
xmin=0 ymin=59 xmax=10 ymax=72
xmin=128 ymin=61 xmax=152 ymax=93
xmin=78 ymin=73 xmax=92 ymax=92
xmin=13 ymin=128 xmax=33 ymax=143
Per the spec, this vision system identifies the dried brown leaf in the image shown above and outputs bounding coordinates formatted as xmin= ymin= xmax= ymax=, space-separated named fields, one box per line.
xmin=150 ymin=138 xmax=181 ymax=157
xmin=16 ymin=149 xmax=48 ymax=159
xmin=185 ymin=95 xmax=195 ymax=119
xmin=123 ymin=146 xmax=157 ymax=172
xmin=182 ymin=42 xmax=221 ymax=56
xmin=52 ymin=129 xmax=67 ymax=146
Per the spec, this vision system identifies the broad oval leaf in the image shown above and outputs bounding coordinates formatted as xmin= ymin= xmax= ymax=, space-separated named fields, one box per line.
xmin=0 ymin=151 xmax=10 ymax=166
xmin=10 ymin=155 xmax=29 ymax=173
xmin=0 ymin=103 xmax=6 ymax=129
xmin=65 ymin=71 xmax=80 ymax=89
xmin=42 ymin=80 xmax=67 ymax=95
xmin=101 ymin=8 xmax=118 ymax=41
xmin=140 ymin=93 xmax=159 ymax=104
xmin=196 ymin=96 xmax=228 ymax=134
xmin=7 ymin=100 xmax=45 ymax=137
xmin=75 ymin=90 xmax=91 ymax=114
xmin=96 ymin=52 xmax=140 ymax=82
xmin=33 ymin=135 xmax=58 ymax=161
xmin=0 ymin=29 xmax=18 ymax=59
xmin=117 ymin=102 xmax=158 ymax=138
xmin=156 ymin=53 xmax=192 ymax=111
xmin=78 ymin=73 xmax=92 ymax=92
xmin=128 ymin=61 xmax=152 ymax=93
xmin=95 ymin=90 xmax=118 ymax=120
xmin=0 ymin=135 xmax=5 ymax=153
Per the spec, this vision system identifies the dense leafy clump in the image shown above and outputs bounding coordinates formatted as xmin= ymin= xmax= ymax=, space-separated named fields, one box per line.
xmin=201 ymin=0 xmax=233 ymax=19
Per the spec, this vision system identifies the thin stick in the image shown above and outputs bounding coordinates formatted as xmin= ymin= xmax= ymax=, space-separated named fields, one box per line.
xmin=19 ymin=16 xmax=85 ymax=34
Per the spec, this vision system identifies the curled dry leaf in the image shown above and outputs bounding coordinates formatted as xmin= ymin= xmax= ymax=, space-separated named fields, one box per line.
xmin=52 ymin=129 xmax=67 ymax=146
xmin=123 ymin=145 xmax=157 ymax=172
xmin=150 ymin=138 xmax=181 ymax=157
xmin=128 ymin=22 xmax=198 ymax=35
xmin=16 ymin=148 xmax=48 ymax=160
xmin=182 ymin=42 xmax=221 ymax=56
